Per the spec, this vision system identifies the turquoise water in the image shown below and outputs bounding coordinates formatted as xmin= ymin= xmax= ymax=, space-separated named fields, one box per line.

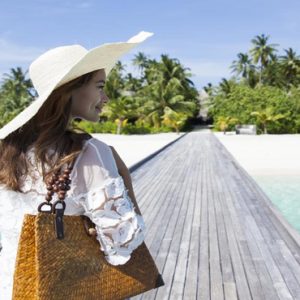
xmin=252 ymin=175 xmax=300 ymax=233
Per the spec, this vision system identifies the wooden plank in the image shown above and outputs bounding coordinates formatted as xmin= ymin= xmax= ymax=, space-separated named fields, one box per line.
xmin=184 ymin=139 xmax=206 ymax=299
xmin=153 ymin=142 xmax=197 ymax=300
xmin=211 ymin=136 xmax=281 ymax=300
xmin=142 ymin=141 xmax=195 ymax=300
xmin=183 ymin=145 xmax=203 ymax=299
xmin=197 ymin=140 xmax=211 ymax=300
xmin=207 ymin=161 xmax=224 ymax=300
xmin=169 ymin=148 xmax=200 ymax=299
xmin=211 ymin=134 xmax=297 ymax=300
xmin=129 ymin=130 xmax=300 ymax=300
xmin=235 ymin=176 xmax=300 ymax=299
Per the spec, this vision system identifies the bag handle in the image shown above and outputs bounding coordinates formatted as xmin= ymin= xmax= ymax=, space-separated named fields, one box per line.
xmin=37 ymin=144 xmax=96 ymax=239
xmin=37 ymin=154 xmax=78 ymax=239
xmin=37 ymin=156 xmax=77 ymax=212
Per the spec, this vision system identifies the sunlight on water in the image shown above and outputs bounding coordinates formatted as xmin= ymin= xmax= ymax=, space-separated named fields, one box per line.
xmin=252 ymin=175 xmax=300 ymax=233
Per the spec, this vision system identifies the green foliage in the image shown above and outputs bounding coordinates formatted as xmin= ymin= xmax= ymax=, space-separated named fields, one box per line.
xmin=0 ymin=67 xmax=34 ymax=127
xmin=74 ymin=118 xmax=175 ymax=134
xmin=121 ymin=122 xmax=151 ymax=134
xmin=215 ymin=116 xmax=240 ymax=133
xmin=229 ymin=33 xmax=300 ymax=89
xmin=74 ymin=119 xmax=118 ymax=134
xmin=208 ymin=84 xmax=299 ymax=134
xmin=206 ymin=33 xmax=300 ymax=134
xmin=250 ymin=107 xmax=287 ymax=134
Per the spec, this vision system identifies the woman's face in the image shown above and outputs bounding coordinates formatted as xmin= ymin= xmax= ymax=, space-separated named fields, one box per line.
xmin=70 ymin=69 xmax=109 ymax=122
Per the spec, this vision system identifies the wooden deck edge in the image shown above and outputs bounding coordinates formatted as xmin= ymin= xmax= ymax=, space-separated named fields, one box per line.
xmin=128 ymin=131 xmax=190 ymax=173
xmin=211 ymin=133 xmax=300 ymax=254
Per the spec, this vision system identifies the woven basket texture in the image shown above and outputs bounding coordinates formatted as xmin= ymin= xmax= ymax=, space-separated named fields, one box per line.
xmin=12 ymin=213 xmax=164 ymax=300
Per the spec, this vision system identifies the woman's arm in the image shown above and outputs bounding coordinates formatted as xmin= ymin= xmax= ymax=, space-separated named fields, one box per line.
xmin=109 ymin=145 xmax=142 ymax=216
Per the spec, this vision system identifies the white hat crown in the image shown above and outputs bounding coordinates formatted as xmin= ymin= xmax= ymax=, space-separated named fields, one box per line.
xmin=29 ymin=45 xmax=87 ymax=97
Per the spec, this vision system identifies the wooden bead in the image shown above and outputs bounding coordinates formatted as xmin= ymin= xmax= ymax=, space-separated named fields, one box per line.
xmin=88 ymin=228 xmax=97 ymax=236
xmin=43 ymin=159 xmax=75 ymax=203
xmin=58 ymin=193 xmax=66 ymax=200
xmin=62 ymin=174 xmax=69 ymax=180
xmin=46 ymin=184 xmax=53 ymax=191
xmin=45 ymin=195 xmax=52 ymax=201
xmin=47 ymin=190 xmax=54 ymax=196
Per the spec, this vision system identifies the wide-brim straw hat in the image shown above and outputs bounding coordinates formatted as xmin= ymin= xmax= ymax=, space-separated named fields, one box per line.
xmin=0 ymin=31 xmax=153 ymax=139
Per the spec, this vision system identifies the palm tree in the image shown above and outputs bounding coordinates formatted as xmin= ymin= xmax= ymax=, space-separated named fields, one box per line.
xmin=100 ymin=96 xmax=136 ymax=134
xmin=137 ymin=80 xmax=196 ymax=128
xmin=132 ymin=52 xmax=149 ymax=77
xmin=279 ymin=48 xmax=300 ymax=87
xmin=203 ymin=83 xmax=213 ymax=96
xmin=135 ymin=54 xmax=198 ymax=129
xmin=158 ymin=54 xmax=195 ymax=89
xmin=263 ymin=56 xmax=285 ymax=88
xmin=218 ymin=78 xmax=236 ymax=96
xmin=124 ymin=73 xmax=142 ymax=93
xmin=0 ymin=67 xmax=34 ymax=126
xmin=250 ymin=107 xmax=286 ymax=134
xmin=231 ymin=52 xmax=256 ymax=79
xmin=104 ymin=60 xmax=125 ymax=100
xmin=161 ymin=106 xmax=188 ymax=134
xmin=216 ymin=116 xmax=239 ymax=134
xmin=250 ymin=34 xmax=278 ymax=84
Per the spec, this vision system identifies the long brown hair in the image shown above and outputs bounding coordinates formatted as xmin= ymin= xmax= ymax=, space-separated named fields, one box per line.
xmin=0 ymin=69 xmax=101 ymax=193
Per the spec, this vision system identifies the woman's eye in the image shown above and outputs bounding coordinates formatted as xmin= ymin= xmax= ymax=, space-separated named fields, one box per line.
xmin=97 ymin=86 xmax=104 ymax=90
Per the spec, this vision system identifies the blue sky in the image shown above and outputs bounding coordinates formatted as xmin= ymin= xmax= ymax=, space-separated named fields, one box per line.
xmin=0 ymin=0 xmax=299 ymax=90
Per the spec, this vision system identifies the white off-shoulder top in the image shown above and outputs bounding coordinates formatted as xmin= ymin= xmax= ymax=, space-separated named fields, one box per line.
xmin=0 ymin=137 xmax=145 ymax=300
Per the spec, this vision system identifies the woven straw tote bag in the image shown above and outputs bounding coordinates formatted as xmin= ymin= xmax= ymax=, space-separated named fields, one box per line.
xmin=12 ymin=154 xmax=164 ymax=300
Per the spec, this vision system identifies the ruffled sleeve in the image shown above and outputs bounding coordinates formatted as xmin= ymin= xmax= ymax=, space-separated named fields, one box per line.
xmin=71 ymin=138 xmax=146 ymax=265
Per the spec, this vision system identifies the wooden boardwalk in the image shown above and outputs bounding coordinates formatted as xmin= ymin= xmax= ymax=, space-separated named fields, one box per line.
xmin=129 ymin=129 xmax=300 ymax=300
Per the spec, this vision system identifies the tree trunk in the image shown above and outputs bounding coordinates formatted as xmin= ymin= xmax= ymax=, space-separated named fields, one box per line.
xmin=117 ymin=119 xmax=122 ymax=135
xmin=263 ymin=123 xmax=268 ymax=134
xmin=259 ymin=63 xmax=263 ymax=84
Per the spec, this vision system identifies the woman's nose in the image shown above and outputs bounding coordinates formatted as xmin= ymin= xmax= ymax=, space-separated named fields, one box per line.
xmin=102 ymin=92 xmax=109 ymax=103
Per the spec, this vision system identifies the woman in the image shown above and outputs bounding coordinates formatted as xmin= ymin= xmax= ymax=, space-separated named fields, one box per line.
xmin=0 ymin=31 xmax=153 ymax=299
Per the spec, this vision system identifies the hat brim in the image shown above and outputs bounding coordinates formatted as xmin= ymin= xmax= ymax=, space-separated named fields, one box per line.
xmin=0 ymin=31 xmax=153 ymax=140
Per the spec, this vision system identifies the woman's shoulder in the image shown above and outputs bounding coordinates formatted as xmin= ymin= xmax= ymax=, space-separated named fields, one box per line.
xmin=80 ymin=137 xmax=118 ymax=174
xmin=84 ymin=137 xmax=113 ymax=156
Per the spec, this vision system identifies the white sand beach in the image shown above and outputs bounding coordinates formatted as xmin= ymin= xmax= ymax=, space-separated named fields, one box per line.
xmin=93 ymin=130 xmax=300 ymax=177
xmin=213 ymin=131 xmax=300 ymax=176
xmin=92 ymin=132 xmax=185 ymax=168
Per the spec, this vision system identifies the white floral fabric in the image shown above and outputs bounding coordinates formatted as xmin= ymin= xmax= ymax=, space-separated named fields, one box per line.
xmin=0 ymin=137 xmax=145 ymax=300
